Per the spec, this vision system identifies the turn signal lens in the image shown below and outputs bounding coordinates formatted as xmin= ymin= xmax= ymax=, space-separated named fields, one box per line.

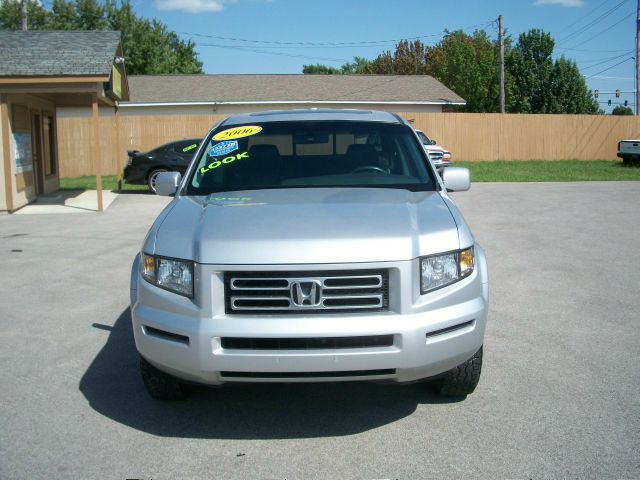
xmin=459 ymin=247 xmax=474 ymax=278
xmin=142 ymin=253 xmax=156 ymax=281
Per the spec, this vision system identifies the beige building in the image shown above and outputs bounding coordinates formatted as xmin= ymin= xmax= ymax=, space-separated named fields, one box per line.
xmin=0 ymin=30 xmax=128 ymax=212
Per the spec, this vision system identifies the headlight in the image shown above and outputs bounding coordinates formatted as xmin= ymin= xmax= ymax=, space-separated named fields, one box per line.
xmin=420 ymin=247 xmax=474 ymax=294
xmin=443 ymin=151 xmax=452 ymax=161
xmin=141 ymin=253 xmax=194 ymax=298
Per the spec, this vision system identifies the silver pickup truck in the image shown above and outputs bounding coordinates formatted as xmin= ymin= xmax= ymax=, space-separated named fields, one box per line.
xmin=130 ymin=109 xmax=489 ymax=400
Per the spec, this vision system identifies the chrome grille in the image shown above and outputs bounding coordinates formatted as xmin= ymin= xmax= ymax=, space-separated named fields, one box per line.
xmin=225 ymin=270 xmax=389 ymax=314
xmin=428 ymin=151 xmax=444 ymax=162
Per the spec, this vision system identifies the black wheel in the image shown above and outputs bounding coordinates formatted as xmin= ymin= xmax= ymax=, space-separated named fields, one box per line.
xmin=432 ymin=347 xmax=483 ymax=397
xmin=139 ymin=355 xmax=190 ymax=401
xmin=147 ymin=168 xmax=169 ymax=193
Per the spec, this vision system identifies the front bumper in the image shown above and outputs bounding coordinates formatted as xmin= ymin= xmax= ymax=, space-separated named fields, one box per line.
xmin=130 ymin=249 xmax=489 ymax=385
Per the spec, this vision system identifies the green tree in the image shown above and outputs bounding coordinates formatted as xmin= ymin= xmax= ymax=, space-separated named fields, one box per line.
xmin=612 ymin=105 xmax=633 ymax=115
xmin=507 ymin=29 xmax=598 ymax=114
xmin=362 ymin=51 xmax=394 ymax=74
xmin=106 ymin=1 xmax=202 ymax=75
xmin=302 ymin=64 xmax=341 ymax=74
xmin=0 ymin=0 xmax=203 ymax=75
xmin=47 ymin=0 xmax=79 ymax=29
xmin=0 ymin=0 xmax=47 ymax=29
xmin=424 ymin=30 xmax=514 ymax=112
xmin=548 ymin=57 xmax=599 ymax=114
xmin=302 ymin=28 xmax=597 ymax=115
xmin=363 ymin=40 xmax=428 ymax=75
xmin=340 ymin=56 xmax=370 ymax=74
xmin=73 ymin=0 xmax=106 ymax=29
xmin=507 ymin=29 xmax=555 ymax=113
xmin=303 ymin=57 xmax=370 ymax=75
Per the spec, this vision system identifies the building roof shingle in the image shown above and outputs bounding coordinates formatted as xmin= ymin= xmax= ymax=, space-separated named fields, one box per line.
xmin=125 ymin=74 xmax=465 ymax=105
xmin=0 ymin=30 xmax=121 ymax=77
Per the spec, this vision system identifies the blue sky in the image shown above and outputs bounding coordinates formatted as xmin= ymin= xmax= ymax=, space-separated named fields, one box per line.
xmin=131 ymin=0 xmax=637 ymax=112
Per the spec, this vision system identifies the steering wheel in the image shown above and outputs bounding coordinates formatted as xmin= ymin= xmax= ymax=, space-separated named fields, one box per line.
xmin=351 ymin=165 xmax=390 ymax=174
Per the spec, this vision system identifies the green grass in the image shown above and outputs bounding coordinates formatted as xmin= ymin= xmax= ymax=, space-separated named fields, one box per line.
xmin=59 ymin=161 xmax=640 ymax=190
xmin=455 ymin=160 xmax=640 ymax=182
xmin=59 ymin=175 xmax=148 ymax=191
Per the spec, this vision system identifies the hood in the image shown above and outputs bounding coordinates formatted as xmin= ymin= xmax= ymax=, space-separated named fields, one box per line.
xmin=153 ymin=188 xmax=460 ymax=265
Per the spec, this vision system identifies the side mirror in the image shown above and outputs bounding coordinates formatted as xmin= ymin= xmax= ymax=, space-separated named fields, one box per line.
xmin=442 ymin=167 xmax=471 ymax=192
xmin=431 ymin=139 xmax=437 ymax=145
xmin=155 ymin=171 xmax=181 ymax=196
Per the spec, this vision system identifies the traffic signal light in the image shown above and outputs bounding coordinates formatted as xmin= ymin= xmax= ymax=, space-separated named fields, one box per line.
xmin=608 ymin=99 xmax=612 ymax=106
xmin=594 ymin=90 xmax=599 ymax=98
xmin=625 ymin=100 xmax=629 ymax=106
xmin=615 ymin=89 xmax=621 ymax=98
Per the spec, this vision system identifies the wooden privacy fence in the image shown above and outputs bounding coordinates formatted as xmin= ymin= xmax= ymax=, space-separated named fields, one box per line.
xmin=57 ymin=110 xmax=226 ymax=178
xmin=399 ymin=112 xmax=639 ymax=162
xmin=56 ymin=110 xmax=640 ymax=178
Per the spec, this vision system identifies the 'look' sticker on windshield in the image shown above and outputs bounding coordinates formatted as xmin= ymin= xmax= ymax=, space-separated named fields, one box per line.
xmin=209 ymin=140 xmax=238 ymax=157
xmin=200 ymin=151 xmax=249 ymax=175
xmin=213 ymin=126 xmax=262 ymax=141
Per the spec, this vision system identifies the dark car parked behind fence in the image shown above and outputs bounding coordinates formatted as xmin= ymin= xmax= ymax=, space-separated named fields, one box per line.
xmin=124 ymin=139 xmax=201 ymax=193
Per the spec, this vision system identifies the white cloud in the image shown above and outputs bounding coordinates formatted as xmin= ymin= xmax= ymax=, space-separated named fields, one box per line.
xmin=154 ymin=0 xmax=226 ymax=13
xmin=534 ymin=0 xmax=585 ymax=7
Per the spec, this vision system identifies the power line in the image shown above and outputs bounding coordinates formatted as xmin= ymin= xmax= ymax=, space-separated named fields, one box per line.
xmin=590 ymin=75 xmax=635 ymax=79
xmin=586 ymin=57 xmax=634 ymax=78
xmin=185 ymin=40 xmax=440 ymax=50
xmin=557 ymin=46 xmax=634 ymax=52
xmin=197 ymin=42 xmax=351 ymax=63
xmin=182 ymin=31 xmax=441 ymax=46
xmin=557 ymin=0 xmax=616 ymax=33
xmin=178 ymin=19 xmax=495 ymax=48
xmin=580 ymin=51 xmax=634 ymax=70
xmin=557 ymin=0 xmax=630 ymax=44
xmin=566 ymin=12 xmax=635 ymax=50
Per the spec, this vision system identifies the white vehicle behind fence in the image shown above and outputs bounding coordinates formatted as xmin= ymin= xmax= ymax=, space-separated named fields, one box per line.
xmin=617 ymin=139 xmax=640 ymax=164
xmin=415 ymin=129 xmax=452 ymax=173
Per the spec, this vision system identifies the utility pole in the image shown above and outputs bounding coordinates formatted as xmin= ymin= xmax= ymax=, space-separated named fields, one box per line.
xmin=20 ymin=0 xmax=27 ymax=31
xmin=636 ymin=0 xmax=639 ymax=114
xmin=499 ymin=15 xmax=505 ymax=113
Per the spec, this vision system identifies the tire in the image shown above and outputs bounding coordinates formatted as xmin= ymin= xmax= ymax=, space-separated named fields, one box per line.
xmin=432 ymin=347 xmax=483 ymax=397
xmin=147 ymin=168 xmax=168 ymax=194
xmin=139 ymin=355 xmax=190 ymax=401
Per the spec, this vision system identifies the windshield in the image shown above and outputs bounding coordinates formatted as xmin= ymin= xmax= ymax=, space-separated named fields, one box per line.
xmin=416 ymin=130 xmax=432 ymax=145
xmin=185 ymin=121 xmax=436 ymax=195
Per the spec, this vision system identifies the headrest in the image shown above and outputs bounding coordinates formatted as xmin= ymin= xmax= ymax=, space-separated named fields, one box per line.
xmin=248 ymin=144 xmax=280 ymax=159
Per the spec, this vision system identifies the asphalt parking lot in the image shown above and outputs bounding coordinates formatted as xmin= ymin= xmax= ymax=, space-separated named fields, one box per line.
xmin=1 ymin=182 xmax=639 ymax=479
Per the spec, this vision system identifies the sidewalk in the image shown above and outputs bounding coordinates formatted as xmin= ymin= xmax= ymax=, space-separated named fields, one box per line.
xmin=14 ymin=190 xmax=119 ymax=214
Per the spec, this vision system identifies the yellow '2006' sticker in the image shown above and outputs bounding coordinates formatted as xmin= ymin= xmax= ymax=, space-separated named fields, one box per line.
xmin=213 ymin=126 xmax=262 ymax=141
